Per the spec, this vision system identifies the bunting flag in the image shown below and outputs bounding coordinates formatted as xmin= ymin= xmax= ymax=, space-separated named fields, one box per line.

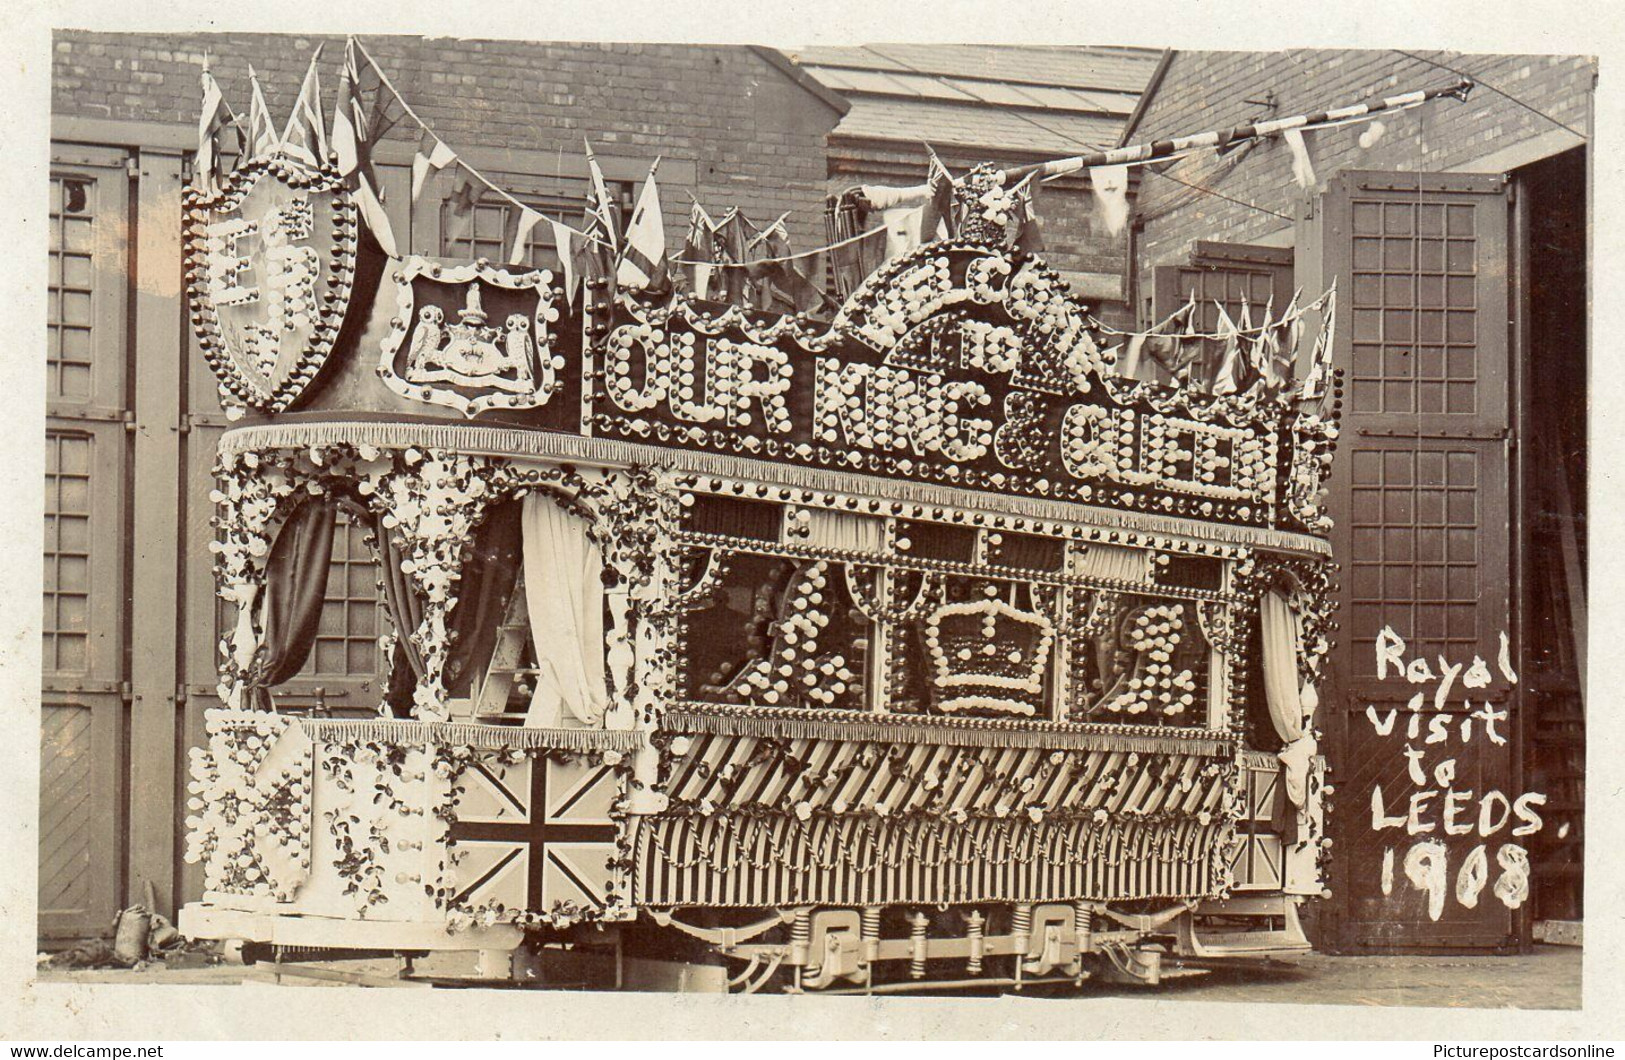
xmin=411 ymin=128 xmax=458 ymax=202
xmin=1090 ymin=163 xmax=1131 ymax=237
xmin=583 ymin=140 xmax=619 ymax=253
xmin=880 ymin=204 xmax=927 ymax=265
xmin=826 ymin=192 xmax=887 ymax=301
xmin=712 ymin=208 xmax=750 ymax=307
xmin=1210 ymin=303 xmax=1246 ymax=395
xmin=1010 ymin=173 xmax=1044 ymax=255
xmin=1282 ymin=290 xmax=1305 ymax=386
xmin=333 ymin=38 xmax=398 ymax=257
xmin=196 ymin=62 xmax=232 ymax=196
xmin=683 ymin=202 xmax=717 ymax=300
xmin=617 ymin=159 xmax=668 ymax=292
xmin=576 ymin=157 xmax=618 ymax=308
xmin=1113 ymin=333 xmax=1148 ymax=380
xmin=443 ymin=169 xmax=482 ymax=247
xmin=331 ymin=42 xmax=365 ymax=175
xmin=509 ymin=207 xmax=543 ymax=267
xmin=918 ymin=148 xmax=957 ymax=244
xmin=1299 ymin=284 xmax=1337 ymax=401
xmin=278 ymin=48 xmax=327 ymax=167
xmin=744 ymin=214 xmax=828 ymax=314
xmin=246 ymin=66 xmax=279 ymax=160
xmin=1283 ymin=127 xmax=1317 ymax=190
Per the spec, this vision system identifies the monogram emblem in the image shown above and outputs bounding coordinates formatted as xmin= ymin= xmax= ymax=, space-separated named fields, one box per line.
xmin=185 ymin=157 xmax=359 ymax=413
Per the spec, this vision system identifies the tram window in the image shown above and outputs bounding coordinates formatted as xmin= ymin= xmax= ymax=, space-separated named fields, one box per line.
xmin=894 ymin=519 xmax=977 ymax=563
xmin=984 ymin=530 xmax=1066 ymax=573
xmin=1066 ymin=593 xmax=1211 ymax=726
xmin=679 ymin=551 xmax=870 ymax=710
xmin=682 ymin=493 xmax=783 ymax=543
xmin=1152 ymin=552 xmax=1226 ymax=592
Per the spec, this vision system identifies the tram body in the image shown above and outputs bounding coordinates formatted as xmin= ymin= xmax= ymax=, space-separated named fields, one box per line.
xmin=177 ymin=153 xmax=1342 ymax=991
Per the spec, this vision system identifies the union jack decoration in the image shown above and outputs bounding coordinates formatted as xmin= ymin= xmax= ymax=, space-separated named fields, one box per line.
xmin=448 ymin=754 xmax=623 ymax=913
xmin=1229 ymin=754 xmax=1286 ymax=891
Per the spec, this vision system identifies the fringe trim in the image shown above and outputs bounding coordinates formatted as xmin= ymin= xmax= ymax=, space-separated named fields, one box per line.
xmin=217 ymin=420 xmax=1332 ymax=557
xmin=295 ymin=718 xmax=645 ymax=752
xmin=1236 ymin=748 xmax=1280 ymax=771
xmin=662 ymin=705 xmax=1235 ymax=757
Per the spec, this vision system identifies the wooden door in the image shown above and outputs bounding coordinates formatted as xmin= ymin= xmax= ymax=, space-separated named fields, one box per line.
xmin=1316 ymin=171 xmax=1520 ymax=952
xmin=41 ymin=150 xmax=131 ymax=939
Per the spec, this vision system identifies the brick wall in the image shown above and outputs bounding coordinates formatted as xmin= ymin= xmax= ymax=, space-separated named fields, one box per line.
xmin=829 ymin=141 xmax=1138 ymax=325
xmin=1132 ymin=49 xmax=1593 ymax=284
xmin=52 ymin=32 xmax=841 ymax=249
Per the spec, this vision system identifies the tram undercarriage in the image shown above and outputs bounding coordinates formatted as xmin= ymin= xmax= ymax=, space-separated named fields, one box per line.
xmin=187 ymin=893 xmax=1310 ymax=992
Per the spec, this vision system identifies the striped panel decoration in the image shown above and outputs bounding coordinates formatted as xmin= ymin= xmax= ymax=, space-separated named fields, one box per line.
xmin=634 ymin=814 xmax=1229 ymax=908
xmin=658 ymin=731 xmax=1235 ymax=821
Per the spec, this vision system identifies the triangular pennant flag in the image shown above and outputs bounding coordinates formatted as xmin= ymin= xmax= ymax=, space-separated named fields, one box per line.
xmin=509 ymin=207 xmax=543 ymax=267
xmin=246 ymin=66 xmax=279 ymax=160
xmin=1283 ymin=127 xmax=1318 ymax=190
xmin=411 ymin=128 xmax=458 ymax=202
xmin=617 ymin=158 xmax=668 ymax=291
xmin=1089 ymin=164 xmax=1130 ymax=237
xmin=279 ymin=47 xmax=327 ymax=166
xmin=196 ymin=62 xmax=232 ymax=196
xmin=549 ymin=219 xmax=582 ymax=306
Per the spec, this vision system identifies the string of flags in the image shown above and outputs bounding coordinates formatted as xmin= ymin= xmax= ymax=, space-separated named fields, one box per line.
xmin=196 ymin=39 xmax=1466 ymax=318
xmin=1088 ymin=285 xmax=1337 ymax=399
xmin=847 ymin=76 xmax=1473 ymax=251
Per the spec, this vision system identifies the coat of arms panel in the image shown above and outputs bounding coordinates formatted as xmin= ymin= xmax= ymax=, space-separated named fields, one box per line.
xmin=379 ymin=257 xmax=567 ymax=418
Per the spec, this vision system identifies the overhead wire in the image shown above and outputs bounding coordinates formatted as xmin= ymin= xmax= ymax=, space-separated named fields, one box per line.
xmin=1392 ymin=49 xmax=1587 ymax=141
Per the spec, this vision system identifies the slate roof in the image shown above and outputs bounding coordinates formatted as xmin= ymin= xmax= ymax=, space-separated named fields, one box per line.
xmin=789 ymin=44 xmax=1163 ymax=155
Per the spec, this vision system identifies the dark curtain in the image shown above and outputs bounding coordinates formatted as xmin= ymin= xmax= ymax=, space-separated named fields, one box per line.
xmin=443 ymin=498 xmax=525 ymax=699
xmin=249 ymin=496 xmax=338 ymax=709
xmin=377 ymin=514 xmax=427 ymax=718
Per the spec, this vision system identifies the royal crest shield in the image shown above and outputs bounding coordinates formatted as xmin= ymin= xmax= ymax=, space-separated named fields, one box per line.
xmin=379 ymin=257 xmax=565 ymax=417
xmin=184 ymin=156 xmax=359 ymax=413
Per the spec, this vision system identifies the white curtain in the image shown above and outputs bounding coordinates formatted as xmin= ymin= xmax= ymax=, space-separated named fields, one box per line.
xmin=1071 ymin=542 xmax=1150 ymax=583
xmin=521 ymin=494 xmax=607 ymax=728
xmin=805 ymin=509 xmax=885 ymax=554
xmin=1261 ymin=589 xmax=1318 ymax=807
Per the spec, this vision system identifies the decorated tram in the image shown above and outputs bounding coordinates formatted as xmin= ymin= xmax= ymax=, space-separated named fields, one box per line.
xmin=177 ymin=45 xmax=1348 ymax=993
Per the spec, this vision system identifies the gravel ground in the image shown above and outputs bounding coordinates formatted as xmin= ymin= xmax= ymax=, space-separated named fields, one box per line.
xmin=34 ymin=945 xmax=1581 ymax=1009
